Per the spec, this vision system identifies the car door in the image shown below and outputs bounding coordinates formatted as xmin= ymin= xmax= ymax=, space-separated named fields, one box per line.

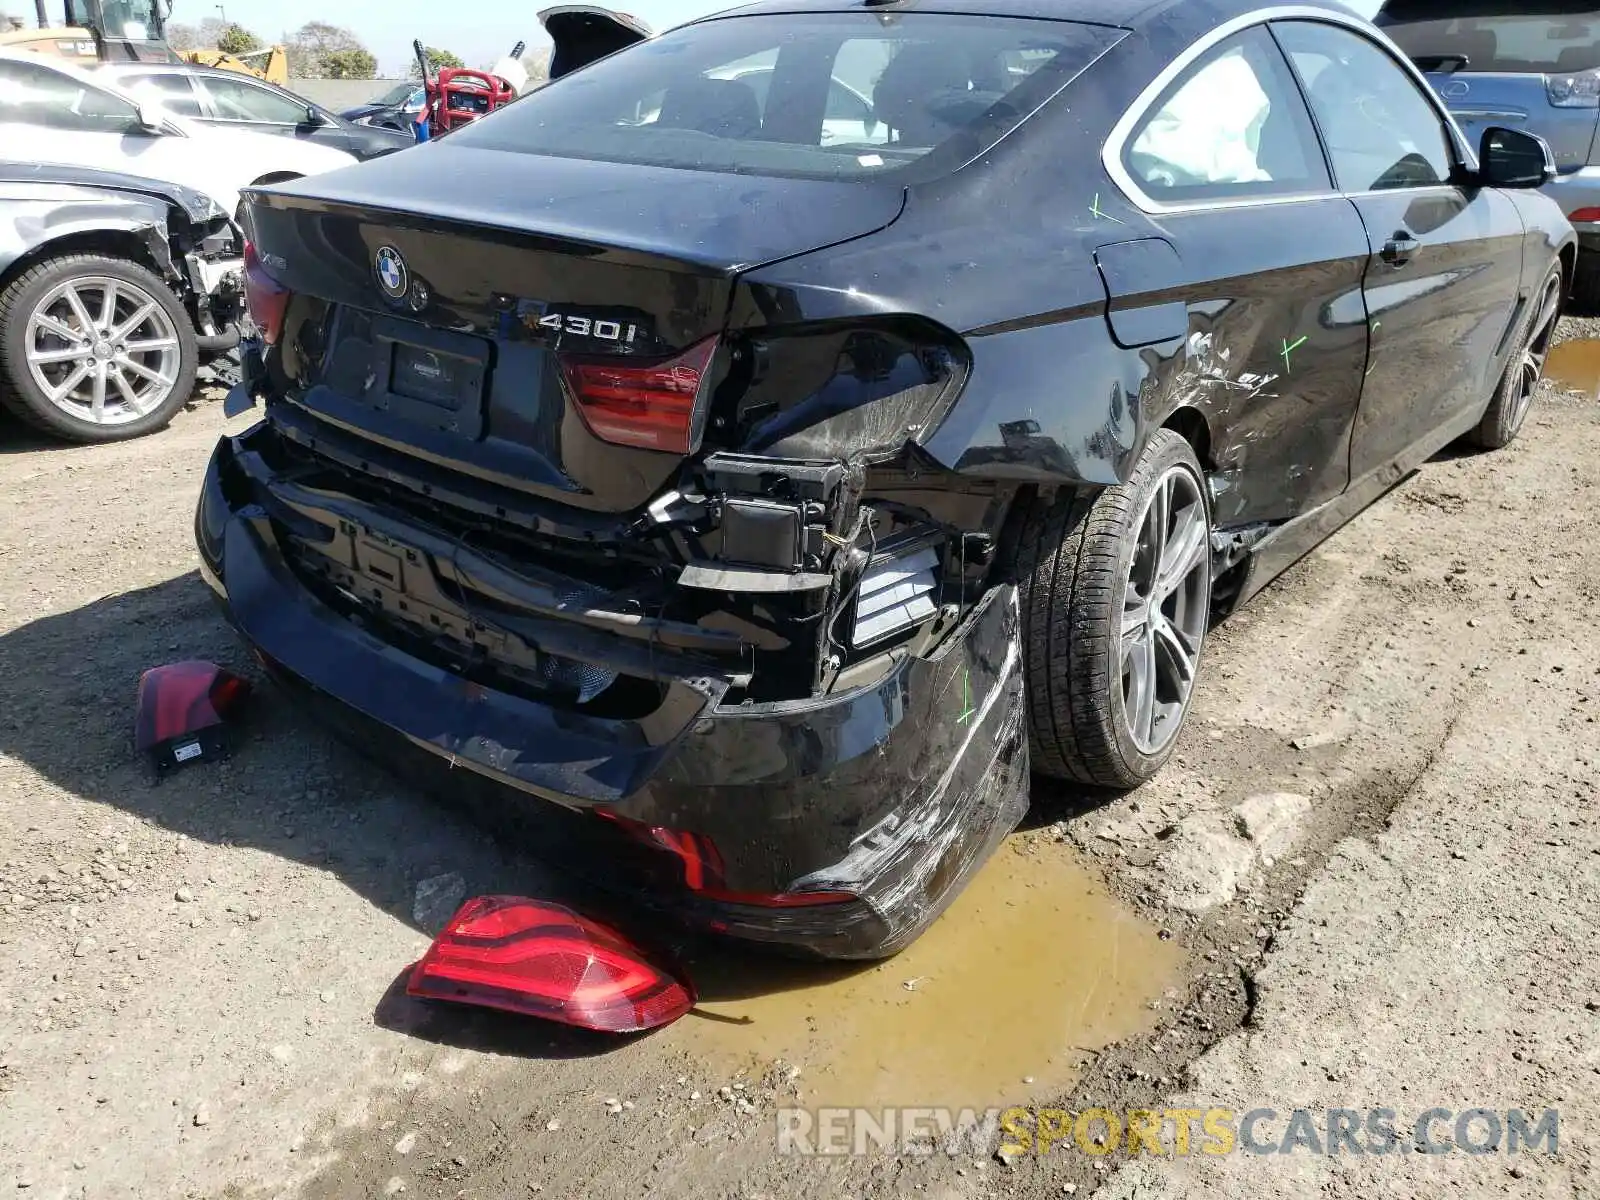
xmin=1273 ymin=19 xmax=1527 ymax=483
xmin=194 ymin=73 xmax=351 ymax=153
xmin=1107 ymin=25 xmax=1373 ymax=527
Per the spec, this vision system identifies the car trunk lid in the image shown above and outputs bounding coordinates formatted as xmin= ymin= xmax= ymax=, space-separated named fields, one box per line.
xmin=243 ymin=143 xmax=905 ymax=512
xmin=539 ymin=4 xmax=653 ymax=79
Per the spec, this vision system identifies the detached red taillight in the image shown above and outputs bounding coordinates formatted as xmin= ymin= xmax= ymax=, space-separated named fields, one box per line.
xmin=134 ymin=661 xmax=251 ymax=778
xmin=559 ymin=336 xmax=718 ymax=454
xmin=242 ymin=240 xmax=291 ymax=345
xmin=407 ymin=896 xmax=695 ymax=1033
xmin=597 ymin=811 xmax=856 ymax=909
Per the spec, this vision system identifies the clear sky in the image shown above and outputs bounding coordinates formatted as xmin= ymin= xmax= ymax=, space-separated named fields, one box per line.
xmin=40 ymin=0 xmax=1386 ymax=80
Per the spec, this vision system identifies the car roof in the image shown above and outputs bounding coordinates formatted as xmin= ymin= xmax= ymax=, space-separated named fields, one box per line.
xmin=100 ymin=62 xmax=274 ymax=83
xmin=688 ymin=0 xmax=1359 ymax=33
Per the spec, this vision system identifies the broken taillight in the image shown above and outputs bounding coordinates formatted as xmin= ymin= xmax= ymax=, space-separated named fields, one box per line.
xmin=407 ymin=896 xmax=695 ymax=1032
xmin=597 ymin=812 xmax=855 ymax=909
xmin=559 ymin=336 xmax=718 ymax=454
xmin=243 ymin=240 xmax=291 ymax=345
xmin=134 ymin=661 xmax=251 ymax=778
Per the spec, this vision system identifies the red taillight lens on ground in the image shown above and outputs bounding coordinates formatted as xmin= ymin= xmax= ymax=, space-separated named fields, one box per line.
xmin=407 ymin=896 xmax=696 ymax=1033
xmin=242 ymin=240 xmax=291 ymax=345
xmin=559 ymin=336 xmax=718 ymax=454
xmin=134 ymin=661 xmax=251 ymax=778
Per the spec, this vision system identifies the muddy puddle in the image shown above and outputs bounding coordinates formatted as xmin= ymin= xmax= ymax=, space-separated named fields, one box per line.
xmin=1545 ymin=339 xmax=1600 ymax=400
xmin=670 ymin=838 xmax=1181 ymax=1109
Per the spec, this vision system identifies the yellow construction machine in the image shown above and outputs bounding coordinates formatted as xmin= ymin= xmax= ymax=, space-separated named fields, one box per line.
xmin=0 ymin=0 xmax=287 ymax=83
xmin=178 ymin=44 xmax=289 ymax=84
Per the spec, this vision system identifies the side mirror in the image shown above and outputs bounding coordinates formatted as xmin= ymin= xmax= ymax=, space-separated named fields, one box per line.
xmin=305 ymin=105 xmax=329 ymax=126
xmin=135 ymin=104 xmax=167 ymax=134
xmin=1479 ymin=126 xmax=1556 ymax=189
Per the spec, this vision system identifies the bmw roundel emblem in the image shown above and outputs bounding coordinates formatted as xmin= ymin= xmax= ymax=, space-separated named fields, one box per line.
xmin=374 ymin=246 xmax=409 ymax=301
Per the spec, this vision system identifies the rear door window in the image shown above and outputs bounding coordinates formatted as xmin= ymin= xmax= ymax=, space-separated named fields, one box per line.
xmin=0 ymin=58 xmax=141 ymax=133
xmin=447 ymin=12 xmax=1124 ymax=182
xmin=1376 ymin=4 xmax=1600 ymax=74
xmin=115 ymin=71 xmax=205 ymax=117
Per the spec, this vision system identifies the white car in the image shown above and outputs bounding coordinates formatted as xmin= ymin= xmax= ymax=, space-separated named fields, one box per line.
xmin=0 ymin=49 xmax=358 ymax=215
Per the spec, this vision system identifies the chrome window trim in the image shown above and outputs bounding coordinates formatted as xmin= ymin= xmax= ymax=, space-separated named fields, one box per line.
xmin=1101 ymin=5 xmax=1481 ymax=216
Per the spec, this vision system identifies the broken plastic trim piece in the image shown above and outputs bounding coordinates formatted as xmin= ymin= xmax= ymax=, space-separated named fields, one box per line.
xmin=407 ymin=896 xmax=696 ymax=1033
xmin=133 ymin=661 xmax=251 ymax=780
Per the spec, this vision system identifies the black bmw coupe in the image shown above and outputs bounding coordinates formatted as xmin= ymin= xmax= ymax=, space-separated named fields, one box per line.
xmin=198 ymin=0 xmax=1574 ymax=958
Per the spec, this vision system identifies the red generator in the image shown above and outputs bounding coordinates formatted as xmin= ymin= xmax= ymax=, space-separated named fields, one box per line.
xmin=426 ymin=67 xmax=516 ymax=134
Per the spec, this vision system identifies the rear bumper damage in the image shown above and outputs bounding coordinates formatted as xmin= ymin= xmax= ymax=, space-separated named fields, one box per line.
xmin=196 ymin=425 xmax=1029 ymax=958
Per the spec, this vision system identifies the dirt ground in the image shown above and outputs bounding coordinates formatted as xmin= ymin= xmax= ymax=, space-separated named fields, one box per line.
xmin=0 ymin=323 xmax=1596 ymax=1200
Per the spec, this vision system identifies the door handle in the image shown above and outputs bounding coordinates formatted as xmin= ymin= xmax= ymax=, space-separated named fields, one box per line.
xmin=1381 ymin=232 xmax=1420 ymax=267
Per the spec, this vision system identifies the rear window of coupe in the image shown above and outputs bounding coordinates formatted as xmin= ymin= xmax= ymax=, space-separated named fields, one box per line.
xmin=446 ymin=12 xmax=1124 ymax=182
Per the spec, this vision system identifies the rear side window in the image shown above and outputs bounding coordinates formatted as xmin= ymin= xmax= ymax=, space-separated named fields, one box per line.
xmin=447 ymin=13 xmax=1124 ymax=182
xmin=1377 ymin=4 xmax=1600 ymax=74
xmin=1123 ymin=27 xmax=1330 ymax=204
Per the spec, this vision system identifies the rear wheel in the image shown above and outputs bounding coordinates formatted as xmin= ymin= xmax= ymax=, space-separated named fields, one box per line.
xmin=1470 ymin=263 xmax=1563 ymax=451
xmin=0 ymin=254 xmax=197 ymax=444
xmin=1012 ymin=430 xmax=1213 ymax=789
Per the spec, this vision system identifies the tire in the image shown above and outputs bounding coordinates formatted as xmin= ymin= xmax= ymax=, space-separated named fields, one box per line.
xmin=0 ymin=254 xmax=197 ymax=444
xmin=1469 ymin=263 xmax=1563 ymax=451
xmin=1569 ymin=250 xmax=1600 ymax=315
xmin=1012 ymin=429 xmax=1213 ymax=789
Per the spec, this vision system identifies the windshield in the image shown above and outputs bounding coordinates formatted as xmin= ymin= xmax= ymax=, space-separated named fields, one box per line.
xmin=375 ymin=82 xmax=419 ymax=106
xmin=448 ymin=12 xmax=1122 ymax=182
xmin=65 ymin=0 xmax=166 ymax=42
xmin=1376 ymin=3 xmax=1600 ymax=73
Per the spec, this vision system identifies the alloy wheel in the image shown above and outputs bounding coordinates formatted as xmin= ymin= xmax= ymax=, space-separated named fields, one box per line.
xmin=1509 ymin=273 xmax=1564 ymax=435
xmin=1120 ymin=464 xmax=1211 ymax=756
xmin=23 ymin=276 xmax=182 ymax=427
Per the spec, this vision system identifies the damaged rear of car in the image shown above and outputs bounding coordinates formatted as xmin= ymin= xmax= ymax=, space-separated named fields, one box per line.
xmin=197 ymin=4 xmax=1136 ymax=957
xmin=0 ymin=161 xmax=243 ymax=441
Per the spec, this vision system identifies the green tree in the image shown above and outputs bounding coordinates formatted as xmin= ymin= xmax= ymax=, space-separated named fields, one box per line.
xmin=215 ymin=23 xmax=263 ymax=55
xmin=320 ymin=47 xmax=377 ymax=79
xmin=164 ymin=21 xmax=200 ymax=50
xmin=410 ymin=46 xmax=465 ymax=79
xmin=285 ymin=21 xmax=369 ymax=78
xmin=521 ymin=45 xmax=551 ymax=83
